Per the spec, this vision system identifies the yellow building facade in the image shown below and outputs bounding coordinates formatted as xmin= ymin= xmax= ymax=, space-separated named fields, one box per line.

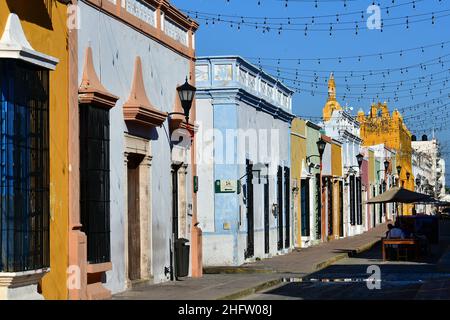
xmin=0 ymin=0 xmax=69 ymax=299
xmin=291 ymin=118 xmax=307 ymax=247
xmin=358 ymin=102 xmax=414 ymax=215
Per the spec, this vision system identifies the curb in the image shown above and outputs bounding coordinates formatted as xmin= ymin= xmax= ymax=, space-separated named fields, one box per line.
xmin=218 ymin=238 xmax=382 ymax=300
xmin=204 ymin=267 xmax=275 ymax=275
xmin=313 ymin=239 xmax=380 ymax=271
xmin=216 ymin=278 xmax=283 ymax=300
xmin=314 ymin=253 xmax=349 ymax=271
xmin=355 ymin=239 xmax=380 ymax=254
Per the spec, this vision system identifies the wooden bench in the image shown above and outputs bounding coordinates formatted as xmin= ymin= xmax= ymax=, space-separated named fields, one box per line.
xmin=382 ymin=238 xmax=421 ymax=261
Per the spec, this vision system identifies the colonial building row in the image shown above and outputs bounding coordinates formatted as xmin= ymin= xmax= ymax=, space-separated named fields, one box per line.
xmin=0 ymin=0 xmax=446 ymax=300
xmin=0 ymin=0 xmax=200 ymax=300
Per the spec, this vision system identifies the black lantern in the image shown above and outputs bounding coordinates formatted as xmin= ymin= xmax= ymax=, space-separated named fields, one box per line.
xmin=415 ymin=176 xmax=421 ymax=187
xmin=317 ymin=138 xmax=326 ymax=158
xmin=384 ymin=160 xmax=390 ymax=172
xmin=396 ymin=165 xmax=402 ymax=176
xmin=177 ymin=78 xmax=196 ymax=123
xmin=356 ymin=153 xmax=364 ymax=168
xmin=406 ymin=172 xmax=410 ymax=181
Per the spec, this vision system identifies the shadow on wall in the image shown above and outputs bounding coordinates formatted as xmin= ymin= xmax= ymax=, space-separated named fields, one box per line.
xmin=6 ymin=0 xmax=53 ymax=31
xmin=126 ymin=122 xmax=161 ymax=141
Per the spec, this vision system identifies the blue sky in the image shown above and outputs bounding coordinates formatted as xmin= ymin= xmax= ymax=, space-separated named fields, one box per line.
xmin=172 ymin=0 xmax=450 ymax=180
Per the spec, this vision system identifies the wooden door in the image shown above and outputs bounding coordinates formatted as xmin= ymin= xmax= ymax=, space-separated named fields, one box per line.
xmin=277 ymin=166 xmax=283 ymax=250
xmin=245 ymin=160 xmax=255 ymax=259
xmin=284 ymin=167 xmax=290 ymax=248
xmin=264 ymin=179 xmax=270 ymax=254
xmin=128 ymin=156 xmax=141 ymax=281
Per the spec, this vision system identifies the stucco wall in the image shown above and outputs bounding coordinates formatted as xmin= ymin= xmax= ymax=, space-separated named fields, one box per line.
xmin=196 ymin=91 xmax=292 ymax=266
xmin=0 ymin=1 xmax=70 ymax=300
xmin=305 ymin=124 xmax=321 ymax=244
xmin=322 ymin=142 xmax=332 ymax=176
xmin=291 ymin=118 xmax=306 ymax=247
xmin=236 ymin=99 xmax=292 ymax=263
xmin=196 ymin=98 xmax=215 ymax=233
xmin=331 ymin=144 xmax=343 ymax=177
xmin=78 ymin=1 xmax=191 ymax=293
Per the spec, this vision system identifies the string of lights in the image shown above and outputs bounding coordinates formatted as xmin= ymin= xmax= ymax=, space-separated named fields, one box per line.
xmin=186 ymin=0 xmax=425 ymax=21
xmin=246 ymin=64 xmax=450 ymax=85
xmin=271 ymin=69 xmax=450 ymax=90
xmin=186 ymin=1 xmax=450 ymax=143
xmin=256 ymin=56 xmax=450 ymax=101
xmin=291 ymin=90 xmax=450 ymax=121
xmin=253 ymin=52 xmax=450 ymax=75
xmin=225 ymin=0 xmax=361 ymax=7
xmin=245 ymin=39 xmax=450 ymax=63
xmin=185 ymin=2 xmax=449 ymax=33
xmin=286 ymin=81 xmax=450 ymax=101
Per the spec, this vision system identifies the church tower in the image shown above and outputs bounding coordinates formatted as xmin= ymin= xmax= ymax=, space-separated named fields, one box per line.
xmin=323 ymin=73 xmax=342 ymax=121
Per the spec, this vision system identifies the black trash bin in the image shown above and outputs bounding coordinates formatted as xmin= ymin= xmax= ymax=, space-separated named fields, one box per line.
xmin=175 ymin=238 xmax=190 ymax=277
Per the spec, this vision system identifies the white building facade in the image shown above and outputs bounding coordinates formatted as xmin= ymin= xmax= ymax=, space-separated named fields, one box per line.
xmin=195 ymin=56 xmax=295 ymax=266
xmin=412 ymin=137 xmax=446 ymax=201
xmin=73 ymin=0 xmax=199 ymax=297
xmin=321 ymin=75 xmax=363 ymax=237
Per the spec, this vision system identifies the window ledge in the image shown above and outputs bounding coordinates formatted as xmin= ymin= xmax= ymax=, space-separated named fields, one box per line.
xmin=0 ymin=268 xmax=50 ymax=288
xmin=124 ymin=104 xmax=168 ymax=128
xmin=86 ymin=262 xmax=112 ymax=274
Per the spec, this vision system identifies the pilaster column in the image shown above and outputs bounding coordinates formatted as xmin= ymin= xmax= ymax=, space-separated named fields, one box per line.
xmin=140 ymin=155 xmax=152 ymax=279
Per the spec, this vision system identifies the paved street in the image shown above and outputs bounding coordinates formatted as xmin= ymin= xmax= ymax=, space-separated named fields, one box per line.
xmin=114 ymin=220 xmax=450 ymax=300
xmin=114 ymin=223 xmax=387 ymax=300
xmin=245 ymin=220 xmax=450 ymax=300
xmin=245 ymin=243 xmax=447 ymax=299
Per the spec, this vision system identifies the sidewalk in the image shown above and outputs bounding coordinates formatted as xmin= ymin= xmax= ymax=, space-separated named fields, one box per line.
xmin=243 ymin=223 xmax=387 ymax=275
xmin=113 ymin=223 xmax=387 ymax=300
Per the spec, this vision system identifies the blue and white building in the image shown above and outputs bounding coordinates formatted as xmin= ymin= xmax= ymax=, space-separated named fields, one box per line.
xmin=195 ymin=56 xmax=295 ymax=266
xmin=321 ymin=74 xmax=364 ymax=238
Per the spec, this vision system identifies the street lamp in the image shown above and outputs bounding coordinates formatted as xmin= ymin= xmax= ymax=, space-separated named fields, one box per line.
xmin=169 ymin=77 xmax=196 ymax=282
xmin=384 ymin=160 xmax=390 ymax=172
xmin=317 ymin=138 xmax=326 ymax=159
xmin=394 ymin=165 xmax=403 ymax=217
xmin=415 ymin=176 xmax=421 ymax=188
xmin=383 ymin=159 xmax=390 ymax=192
xmin=396 ymin=165 xmax=402 ymax=187
xmin=176 ymin=78 xmax=197 ymax=123
xmin=414 ymin=175 xmax=422 ymax=214
xmin=316 ymin=137 xmax=326 ymax=242
xmin=356 ymin=153 xmax=364 ymax=168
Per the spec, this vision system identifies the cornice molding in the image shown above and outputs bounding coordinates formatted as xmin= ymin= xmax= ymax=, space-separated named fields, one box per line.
xmin=196 ymin=87 xmax=294 ymax=123
xmin=82 ymin=0 xmax=197 ymax=59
